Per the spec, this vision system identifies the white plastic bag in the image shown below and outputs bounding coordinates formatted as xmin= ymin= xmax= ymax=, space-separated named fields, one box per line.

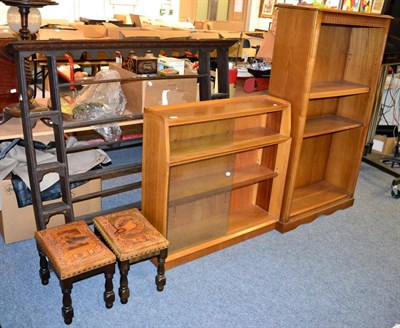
xmin=73 ymin=70 xmax=127 ymax=141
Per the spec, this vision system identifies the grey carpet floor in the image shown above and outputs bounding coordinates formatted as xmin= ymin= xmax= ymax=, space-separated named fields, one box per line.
xmin=0 ymin=162 xmax=399 ymax=328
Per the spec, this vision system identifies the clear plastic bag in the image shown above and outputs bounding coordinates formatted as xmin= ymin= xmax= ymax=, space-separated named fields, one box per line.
xmin=72 ymin=70 xmax=127 ymax=141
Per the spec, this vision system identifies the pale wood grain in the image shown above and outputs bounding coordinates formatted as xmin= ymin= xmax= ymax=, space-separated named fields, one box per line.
xmin=143 ymin=95 xmax=290 ymax=267
xmin=269 ymin=6 xmax=390 ymax=230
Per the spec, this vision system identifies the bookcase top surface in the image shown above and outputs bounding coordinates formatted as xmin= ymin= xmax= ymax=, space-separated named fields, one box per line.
xmin=144 ymin=95 xmax=290 ymax=125
xmin=276 ymin=4 xmax=392 ymax=20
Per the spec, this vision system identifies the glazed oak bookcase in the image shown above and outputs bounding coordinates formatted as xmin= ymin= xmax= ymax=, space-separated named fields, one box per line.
xmin=142 ymin=95 xmax=291 ymax=268
xmin=268 ymin=5 xmax=391 ymax=232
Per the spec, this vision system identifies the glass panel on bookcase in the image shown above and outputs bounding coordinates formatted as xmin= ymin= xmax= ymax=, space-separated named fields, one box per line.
xmin=168 ymin=113 xmax=281 ymax=160
xmin=169 ymin=155 xmax=236 ymax=205
xmin=166 ymin=144 xmax=279 ymax=252
xmin=167 ymin=154 xmax=234 ymax=252
xmin=167 ymin=193 xmax=230 ymax=252
xmin=169 ymin=119 xmax=235 ymax=156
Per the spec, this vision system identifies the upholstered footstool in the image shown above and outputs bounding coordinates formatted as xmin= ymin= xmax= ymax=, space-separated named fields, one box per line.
xmin=93 ymin=208 xmax=169 ymax=304
xmin=34 ymin=220 xmax=116 ymax=325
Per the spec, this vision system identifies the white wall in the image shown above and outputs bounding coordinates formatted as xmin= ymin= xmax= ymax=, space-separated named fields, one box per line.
xmin=0 ymin=3 xmax=9 ymax=25
xmin=0 ymin=0 xmax=181 ymax=24
xmin=40 ymin=0 xmax=77 ymax=21
xmin=0 ymin=0 xmax=268 ymax=31
xmin=249 ymin=0 xmax=272 ymax=31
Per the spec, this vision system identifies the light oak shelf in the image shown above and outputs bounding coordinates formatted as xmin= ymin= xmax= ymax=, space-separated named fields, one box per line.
xmin=142 ymin=95 xmax=291 ymax=268
xmin=151 ymin=96 xmax=288 ymax=126
xmin=303 ymin=115 xmax=363 ymax=138
xmin=169 ymin=164 xmax=277 ymax=205
xmin=227 ymin=205 xmax=277 ymax=234
xmin=269 ymin=5 xmax=390 ymax=232
xmin=167 ymin=205 xmax=277 ymax=260
xmin=290 ymin=181 xmax=349 ymax=217
xmin=170 ymin=132 xmax=289 ymax=165
xmin=309 ymin=80 xmax=370 ymax=99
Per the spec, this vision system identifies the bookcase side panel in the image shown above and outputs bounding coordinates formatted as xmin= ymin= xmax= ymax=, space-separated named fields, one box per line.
xmin=267 ymin=140 xmax=291 ymax=219
xmin=142 ymin=111 xmax=170 ymax=235
xmin=268 ymin=7 xmax=319 ymax=121
xmin=268 ymin=8 xmax=320 ymax=222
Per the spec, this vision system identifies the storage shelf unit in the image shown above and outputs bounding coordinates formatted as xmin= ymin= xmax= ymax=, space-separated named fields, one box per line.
xmin=142 ymin=95 xmax=291 ymax=269
xmin=268 ymin=5 xmax=391 ymax=232
xmin=5 ymin=38 xmax=236 ymax=231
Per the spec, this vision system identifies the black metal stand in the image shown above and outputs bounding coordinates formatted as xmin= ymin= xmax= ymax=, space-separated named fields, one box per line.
xmin=363 ymin=60 xmax=400 ymax=198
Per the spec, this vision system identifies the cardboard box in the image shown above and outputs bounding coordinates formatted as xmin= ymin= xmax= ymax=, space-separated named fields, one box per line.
xmin=372 ymin=135 xmax=397 ymax=155
xmin=0 ymin=178 xmax=101 ymax=244
xmin=0 ymin=26 xmax=16 ymax=39
xmin=107 ymin=27 xmax=161 ymax=39
xmin=37 ymin=28 xmax=85 ymax=40
xmin=190 ymin=31 xmax=221 ymax=40
xmin=194 ymin=20 xmax=209 ymax=30
xmin=70 ymin=24 xmax=109 ymax=39
xmin=154 ymin=29 xmax=191 ymax=40
xmin=206 ymin=21 xmax=245 ymax=32
xmin=110 ymin=62 xmax=198 ymax=114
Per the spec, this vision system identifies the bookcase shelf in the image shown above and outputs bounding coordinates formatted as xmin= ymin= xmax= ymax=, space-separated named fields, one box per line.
xmin=170 ymin=133 xmax=289 ymax=164
xmin=142 ymin=95 xmax=291 ymax=268
xmin=309 ymin=80 xmax=370 ymax=99
xmin=169 ymin=163 xmax=278 ymax=205
xmin=290 ymin=181 xmax=349 ymax=217
xmin=268 ymin=5 xmax=390 ymax=232
xmin=303 ymin=115 xmax=362 ymax=138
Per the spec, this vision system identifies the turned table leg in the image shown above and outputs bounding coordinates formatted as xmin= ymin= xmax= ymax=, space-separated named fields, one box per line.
xmin=104 ymin=264 xmax=115 ymax=309
xmin=38 ymin=249 xmax=50 ymax=285
xmin=156 ymin=249 xmax=168 ymax=292
xmin=118 ymin=260 xmax=130 ymax=304
xmin=61 ymin=279 xmax=74 ymax=325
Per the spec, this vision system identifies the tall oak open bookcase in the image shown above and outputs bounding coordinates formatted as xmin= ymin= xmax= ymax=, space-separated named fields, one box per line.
xmin=268 ymin=5 xmax=391 ymax=232
xmin=142 ymin=95 xmax=291 ymax=268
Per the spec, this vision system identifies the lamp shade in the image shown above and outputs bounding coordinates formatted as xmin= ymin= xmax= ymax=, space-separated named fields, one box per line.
xmin=7 ymin=6 xmax=42 ymax=35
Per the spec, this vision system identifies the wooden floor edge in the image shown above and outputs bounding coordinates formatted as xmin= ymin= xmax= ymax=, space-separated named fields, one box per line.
xmin=276 ymin=197 xmax=355 ymax=233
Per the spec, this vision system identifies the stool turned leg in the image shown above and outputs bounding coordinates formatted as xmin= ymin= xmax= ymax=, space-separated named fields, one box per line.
xmin=155 ymin=248 xmax=168 ymax=292
xmin=38 ymin=249 xmax=50 ymax=285
xmin=61 ymin=279 xmax=74 ymax=325
xmin=118 ymin=260 xmax=130 ymax=304
xmin=104 ymin=264 xmax=116 ymax=309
